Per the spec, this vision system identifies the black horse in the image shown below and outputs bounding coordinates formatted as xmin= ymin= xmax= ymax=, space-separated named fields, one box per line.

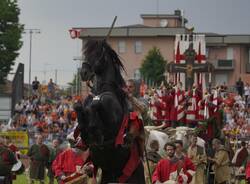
xmin=77 ymin=39 xmax=145 ymax=184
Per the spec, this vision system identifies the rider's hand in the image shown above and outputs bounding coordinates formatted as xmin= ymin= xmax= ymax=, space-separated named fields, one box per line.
xmin=239 ymin=166 xmax=245 ymax=173
xmin=60 ymin=175 xmax=66 ymax=180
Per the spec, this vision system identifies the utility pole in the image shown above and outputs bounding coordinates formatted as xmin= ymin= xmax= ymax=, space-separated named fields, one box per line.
xmin=55 ymin=69 xmax=58 ymax=85
xmin=43 ymin=62 xmax=51 ymax=84
xmin=24 ymin=29 xmax=41 ymax=96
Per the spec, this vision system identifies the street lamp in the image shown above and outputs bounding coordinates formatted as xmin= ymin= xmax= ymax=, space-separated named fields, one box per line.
xmin=24 ymin=28 xmax=41 ymax=96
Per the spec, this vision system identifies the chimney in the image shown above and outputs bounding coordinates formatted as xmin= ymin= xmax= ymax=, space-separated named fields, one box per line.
xmin=174 ymin=10 xmax=181 ymax=16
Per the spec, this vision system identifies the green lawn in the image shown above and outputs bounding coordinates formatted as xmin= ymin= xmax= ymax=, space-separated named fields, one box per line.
xmin=13 ymin=174 xmax=29 ymax=184
xmin=13 ymin=174 xmax=58 ymax=184
xmin=12 ymin=173 xmax=247 ymax=184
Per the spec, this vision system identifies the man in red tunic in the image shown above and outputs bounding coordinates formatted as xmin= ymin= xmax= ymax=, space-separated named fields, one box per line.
xmin=152 ymin=142 xmax=195 ymax=184
xmin=52 ymin=134 xmax=94 ymax=184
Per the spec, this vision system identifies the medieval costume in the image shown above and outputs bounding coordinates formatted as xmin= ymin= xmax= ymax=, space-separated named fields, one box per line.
xmin=27 ymin=143 xmax=50 ymax=184
xmin=145 ymin=151 xmax=162 ymax=184
xmin=244 ymin=154 xmax=250 ymax=183
xmin=52 ymin=133 xmax=94 ymax=184
xmin=152 ymin=156 xmax=195 ymax=184
xmin=211 ymin=145 xmax=231 ymax=184
xmin=52 ymin=148 xmax=93 ymax=184
xmin=232 ymin=144 xmax=248 ymax=180
xmin=0 ymin=142 xmax=17 ymax=184
xmin=187 ymin=144 xmax=207 ymax=184
xmin=161 ymin=91 xmax=174 ymax=127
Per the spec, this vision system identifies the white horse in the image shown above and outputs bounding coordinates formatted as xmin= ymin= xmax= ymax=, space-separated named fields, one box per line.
xmin=145 ymin=125 xmax=205 ymax=156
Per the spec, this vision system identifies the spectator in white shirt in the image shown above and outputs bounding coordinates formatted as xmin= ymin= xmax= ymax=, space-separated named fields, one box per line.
xmin=245 ymin=82 xmax=250 ymax=105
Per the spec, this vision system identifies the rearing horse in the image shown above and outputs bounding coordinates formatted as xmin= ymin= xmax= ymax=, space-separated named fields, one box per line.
xmin=77 ymin=39 xmax=145 ymax=184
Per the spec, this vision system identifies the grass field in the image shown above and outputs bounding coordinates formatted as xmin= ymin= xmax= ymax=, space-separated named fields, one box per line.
xmin=12 ymin=173 xmax=247 ymax=184
xmin=13 ymin=174 xmax=58 ymax=184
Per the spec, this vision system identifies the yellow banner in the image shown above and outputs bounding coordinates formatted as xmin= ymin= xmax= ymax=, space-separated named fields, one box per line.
xmin=0 ymin=131 xmax=29 ymax=154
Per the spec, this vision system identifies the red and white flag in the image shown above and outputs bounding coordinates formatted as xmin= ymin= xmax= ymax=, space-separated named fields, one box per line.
xmin=69 ymin=29 xmax=81 ymax=39
xmin=212 ymin=90 xmax=218 ymax=112
xmin=204 ymin=95 xmax=210 ymax=119
xmin=175 ymin=88 xmax=185 ymax=121
xmin=197 ymin=100 xmax=205 ymax=120
xmin=186 ymin=89 xmax=197 ymax=123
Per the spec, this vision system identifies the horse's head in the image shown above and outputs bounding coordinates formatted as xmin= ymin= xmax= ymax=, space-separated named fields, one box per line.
xmin=84 ymin=39 xmax=109 ymax=75
xmin=80 ymin=61 xmax=94 ymax=82
xmin=84 ymin=39 xmax=125 ymax=84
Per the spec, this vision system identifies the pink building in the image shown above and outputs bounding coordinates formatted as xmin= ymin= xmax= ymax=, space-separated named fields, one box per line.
xmin=76 ymin=10 xmax=250 ymax=86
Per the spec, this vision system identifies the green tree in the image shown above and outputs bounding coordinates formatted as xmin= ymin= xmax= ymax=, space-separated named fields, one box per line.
xmin=67 ymin=73 xmax=82 ymax=95
xmin=140 ymin=47 xmax=167 ymax=86
xmin=0 ymin=0 xmax=23 ymax=83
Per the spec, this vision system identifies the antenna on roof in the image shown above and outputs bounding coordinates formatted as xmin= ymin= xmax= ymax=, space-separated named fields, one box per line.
xmin=106 ymin=16 xmax=117 ymax=39
xmin=181 ymin=10 xmax=185 ymax=27
xmin=156 ymin=0 xmax=159 ymax=15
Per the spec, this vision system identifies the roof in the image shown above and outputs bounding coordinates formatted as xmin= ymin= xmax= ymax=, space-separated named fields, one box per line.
xmin=78 ymin=27 xmax=187 ymax=38
xmin=197 ymin=32 xmax=221 ymax=36
xmin=205 ymin=35 xmax=250 ymax=45
xmin=141 ymin=14 xmax=182 ymax=19
xmin=140 ymin=14 xmax=188 ymax=24
xmin=77 ymin=27 xmax=250 ymax=44
xmin=118 ymin=24 xmax=152 ymax=28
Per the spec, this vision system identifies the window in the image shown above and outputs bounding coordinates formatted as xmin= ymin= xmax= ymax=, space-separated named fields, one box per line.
xmin=218 ymin=60 xmax=233 ymax=67
xmin=118 ymin=41 xmax=126 ymax=53
xmin=215 ymin=74 xmax=228 ymax=86
xmin=134 ymin=69 xmax=141 ymax=80
xmin=135 ymin=41 xmax=142 ymax=54
xmin=206 ymin=48 xmax=209 ymax=58
xmin=227 ymin=47 xmax=234 ymax=60
xmin=248 ymin=48 xmax=250 ymax=63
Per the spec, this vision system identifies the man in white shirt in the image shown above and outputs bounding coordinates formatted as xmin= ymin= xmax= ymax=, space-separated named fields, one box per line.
xmin=245 ymin=83 xmax=250 ymax=107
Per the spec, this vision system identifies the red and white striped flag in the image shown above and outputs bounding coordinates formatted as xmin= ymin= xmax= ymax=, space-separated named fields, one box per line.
xmin=204 ymin=95 xmax=210 ymax=119
xmin=186 ymin=89 xmax=197 ymax=123
xmin=212 ymin=90 xmax=218 ymax=112
xmin=175 ymin=88 xmax=185 ymax=121
xmin=197 ymin=100 xmax=205 ymax=120
xmin=69 ymin=29 xmax=81 ymax=39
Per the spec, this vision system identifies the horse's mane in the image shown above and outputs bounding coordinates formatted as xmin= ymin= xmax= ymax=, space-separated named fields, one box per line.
xmin=84 ymin=39 xmax=127 ymax=109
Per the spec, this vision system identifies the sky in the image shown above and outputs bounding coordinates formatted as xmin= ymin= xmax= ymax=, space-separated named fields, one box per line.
xmin=14 ymin=0 xmax=250 ymax=86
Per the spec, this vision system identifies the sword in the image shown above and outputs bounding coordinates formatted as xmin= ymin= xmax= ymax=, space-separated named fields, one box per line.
xmin=106 ymin=16 xmax=117 ymax=39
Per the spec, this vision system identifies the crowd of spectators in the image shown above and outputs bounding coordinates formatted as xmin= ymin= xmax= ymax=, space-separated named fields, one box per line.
xmin=5 ymin=94 xmax=78 ymax=145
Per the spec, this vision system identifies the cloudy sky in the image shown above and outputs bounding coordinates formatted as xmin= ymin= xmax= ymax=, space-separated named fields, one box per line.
xmin=15 ymin=0 xmax=250 ymax=86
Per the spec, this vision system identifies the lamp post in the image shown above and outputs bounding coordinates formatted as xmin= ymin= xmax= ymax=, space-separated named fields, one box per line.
xmin=24 ymin=29 xmax=40 ymax=96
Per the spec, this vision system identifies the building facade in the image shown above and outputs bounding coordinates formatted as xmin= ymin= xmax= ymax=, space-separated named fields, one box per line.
xmin=76 ymin=10 xmax=250 ymax=86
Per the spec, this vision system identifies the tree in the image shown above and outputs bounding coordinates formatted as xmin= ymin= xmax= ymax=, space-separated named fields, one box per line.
xmin=0 ymin=0 xmax=23 ymax=83
xmin=140 ymin=47 xmax=167 ymax=86
xmin=67 ymin=73 xmax=82 ymax=95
